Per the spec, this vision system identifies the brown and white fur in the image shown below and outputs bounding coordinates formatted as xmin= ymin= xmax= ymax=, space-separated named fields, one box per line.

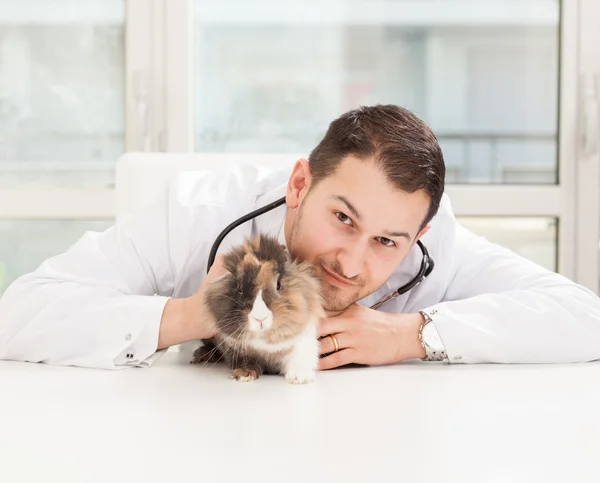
xmin=190 ymin=233 xmax=325 ymax=384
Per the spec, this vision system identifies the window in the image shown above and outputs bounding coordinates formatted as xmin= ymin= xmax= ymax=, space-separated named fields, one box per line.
xmin=193 ymin=0 xmax=559 ymax=184
xmin=0 ymin=0 xmax=125 ymax=188
xmin=0 ymin=0 xmax=123 ymax=296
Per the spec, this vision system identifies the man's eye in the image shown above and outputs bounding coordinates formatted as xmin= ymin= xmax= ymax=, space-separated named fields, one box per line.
xmin=335 ymin=212 xmax=352 ymax=225
xmin=377 ymin=237 xmax=396 ymax=247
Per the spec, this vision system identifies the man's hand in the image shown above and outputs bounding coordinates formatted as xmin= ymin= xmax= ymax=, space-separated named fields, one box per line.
xmin=317 ymin=304 xmax=426 ymax=370
xmin=157 ymin=254 xmax=228 ymax=349
xmin=187 ymin=253 xmax=230 ymax=335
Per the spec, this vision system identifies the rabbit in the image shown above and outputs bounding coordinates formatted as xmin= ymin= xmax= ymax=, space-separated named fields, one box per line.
xmin=190 ymin=232 xmax=325 ymax=384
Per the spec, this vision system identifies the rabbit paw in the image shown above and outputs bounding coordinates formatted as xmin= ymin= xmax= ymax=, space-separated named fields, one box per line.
xmin=231 ymin=368 xmax=259 ymax=382
xmin=285 ymin=369 xmax=315 ymax=385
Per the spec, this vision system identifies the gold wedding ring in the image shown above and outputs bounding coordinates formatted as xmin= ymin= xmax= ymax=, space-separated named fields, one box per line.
xmin=329 ymin=334 xmax=339 ymax=352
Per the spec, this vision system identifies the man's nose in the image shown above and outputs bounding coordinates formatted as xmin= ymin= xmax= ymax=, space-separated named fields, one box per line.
xmin=337 ymin=238 xmax=369 ymax=279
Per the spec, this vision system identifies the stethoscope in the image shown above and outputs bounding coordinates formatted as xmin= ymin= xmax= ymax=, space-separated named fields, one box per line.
xmin=207 ymin=196 xmax=435 ymax=310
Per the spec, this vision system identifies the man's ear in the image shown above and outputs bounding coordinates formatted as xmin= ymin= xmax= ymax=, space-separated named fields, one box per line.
xmin=411 ymin=224 xmax=431 ymax=248
xmin=285 ymin=158 xmax=312 ymax=209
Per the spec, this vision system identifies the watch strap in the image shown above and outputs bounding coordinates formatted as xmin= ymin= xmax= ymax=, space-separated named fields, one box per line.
xmin=418 ymin=310 xmax=448 ymax=362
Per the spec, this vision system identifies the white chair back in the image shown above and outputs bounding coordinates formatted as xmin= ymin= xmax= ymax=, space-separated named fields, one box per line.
xmin=114 ymin=152 xmax=303 ymax=221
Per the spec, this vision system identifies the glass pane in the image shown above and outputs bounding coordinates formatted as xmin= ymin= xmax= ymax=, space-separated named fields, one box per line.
xmin=0 ymin=219 xmax=113 ymax=295
xmin=456 ymin=216 xmax=557 ymax=271
xmin=0 ymin=0 xmax=125 ymax=188
xmin=194 ymin=0 xmax=559 ymax=184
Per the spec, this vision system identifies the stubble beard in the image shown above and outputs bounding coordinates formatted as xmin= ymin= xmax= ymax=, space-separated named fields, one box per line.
xmin=288 ymin=207 xmax=362 ymax=313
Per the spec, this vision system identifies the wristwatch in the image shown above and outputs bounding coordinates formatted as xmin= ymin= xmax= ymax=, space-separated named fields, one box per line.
xmin=418 ymin=310 xmax=448 ymax=362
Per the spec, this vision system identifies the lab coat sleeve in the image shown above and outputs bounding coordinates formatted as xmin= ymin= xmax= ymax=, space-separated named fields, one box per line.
xmin=423 ymin=223 xmax=600 ymax=364
xmin=0 ymin=175 xmax=208 ymax=370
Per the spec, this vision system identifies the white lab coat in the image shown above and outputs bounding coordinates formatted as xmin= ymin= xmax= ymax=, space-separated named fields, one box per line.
xmin=1 ymin=162 xmax=600 ymax=369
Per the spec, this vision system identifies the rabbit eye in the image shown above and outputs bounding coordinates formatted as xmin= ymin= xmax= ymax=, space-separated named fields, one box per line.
xmin=276 ymin=276 xmax=282 ymax=291
xmin=236 ymin=281 xmax=243 ymax=294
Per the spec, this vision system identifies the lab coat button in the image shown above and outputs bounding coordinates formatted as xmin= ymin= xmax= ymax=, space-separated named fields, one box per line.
xmin=430 ymin=309 xmax=438 ymax=315
xmin=125 ymin=333 xmax=132 ymax=341
xmin=454 ymin=355 xmax=462 ymax=361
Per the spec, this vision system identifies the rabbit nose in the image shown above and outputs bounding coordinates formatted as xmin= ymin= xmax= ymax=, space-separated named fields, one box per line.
xmin=251 ymin=315 xmax=267 ymax=328
xmin=249 ymin=290 xmax=272 ymax=331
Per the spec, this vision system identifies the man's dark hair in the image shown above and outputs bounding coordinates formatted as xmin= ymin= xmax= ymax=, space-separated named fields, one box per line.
xmin=307 ymin=104 xmax=445 ymax=232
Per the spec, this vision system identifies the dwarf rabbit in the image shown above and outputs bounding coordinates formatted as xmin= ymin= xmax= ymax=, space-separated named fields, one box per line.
xmin=190 ymin=233 xmax=325 ymax=384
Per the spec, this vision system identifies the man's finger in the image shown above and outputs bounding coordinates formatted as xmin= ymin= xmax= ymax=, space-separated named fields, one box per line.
xmin=206 ymin=254 xmax=229 ymax=282
xmin=318 ymin=332 xmax=351 ymax=356
xmin=318 ymin=316 xmax=353 ymax=338
xmin=318 ymin=348 xmax=356 ymax=370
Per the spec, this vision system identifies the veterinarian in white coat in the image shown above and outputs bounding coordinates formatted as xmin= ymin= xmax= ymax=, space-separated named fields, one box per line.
xmin=1 ymin=106 xmax=600 ymax=370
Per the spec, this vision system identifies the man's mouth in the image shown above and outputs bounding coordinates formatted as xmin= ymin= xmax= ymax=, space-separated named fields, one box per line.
xmin=320 ymin=264 xmax=355 ymax=288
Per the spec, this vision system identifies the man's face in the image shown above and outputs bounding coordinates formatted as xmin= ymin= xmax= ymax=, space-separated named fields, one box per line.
xmin=285 ymin=156 xmax=431 ymax=313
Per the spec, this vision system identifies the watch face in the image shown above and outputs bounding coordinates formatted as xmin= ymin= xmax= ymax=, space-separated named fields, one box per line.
xmin=422 ymin=323 xmax=445 ymax=351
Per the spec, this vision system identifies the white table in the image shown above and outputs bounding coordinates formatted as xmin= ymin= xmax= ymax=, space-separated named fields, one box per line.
xmin=1 ymin=351 xmax=599 ymax=483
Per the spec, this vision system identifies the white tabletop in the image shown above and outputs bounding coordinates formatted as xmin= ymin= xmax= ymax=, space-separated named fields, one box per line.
xmin=1 ymin=351 xmax=599 ymax=483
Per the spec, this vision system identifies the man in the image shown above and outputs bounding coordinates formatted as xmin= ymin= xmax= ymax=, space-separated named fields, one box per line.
xmin=1 ymin=104 xmax=600 ymax=370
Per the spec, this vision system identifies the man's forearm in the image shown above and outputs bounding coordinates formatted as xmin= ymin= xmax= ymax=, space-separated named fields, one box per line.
xmin=423 ymin=285 xmax=600 ymax=364
xmin=158 ymin=297 xmax=211 ymax=350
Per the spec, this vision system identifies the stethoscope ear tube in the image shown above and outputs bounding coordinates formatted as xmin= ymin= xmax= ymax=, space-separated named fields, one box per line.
xmin=207 ymin=196 xmax=287 ymax=273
